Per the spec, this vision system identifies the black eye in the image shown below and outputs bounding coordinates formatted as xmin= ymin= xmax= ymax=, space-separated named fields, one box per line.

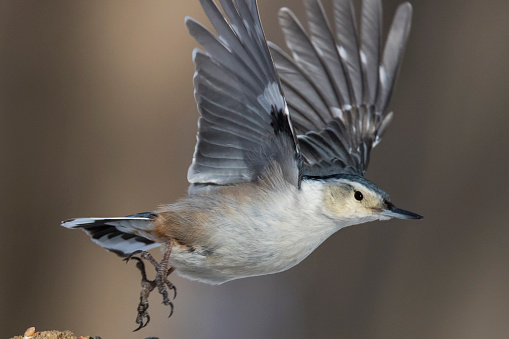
xmin=354 ymin=191 xmax=363 ymax=201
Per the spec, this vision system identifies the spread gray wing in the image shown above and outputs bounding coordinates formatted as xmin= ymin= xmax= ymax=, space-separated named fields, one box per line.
xmin=186 ymin=0 xmax=300 ymax=193
xmin=269 ymin=0 xmax=412 ymax=177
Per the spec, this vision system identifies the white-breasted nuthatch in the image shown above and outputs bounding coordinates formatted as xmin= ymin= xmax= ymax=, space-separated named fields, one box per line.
xmin=62 ymin=0 xmax=422 ymax=330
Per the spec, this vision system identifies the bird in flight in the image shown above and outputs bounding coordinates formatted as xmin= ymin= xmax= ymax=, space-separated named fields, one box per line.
xmin=63 ymin=0 xmax=421 ymax=330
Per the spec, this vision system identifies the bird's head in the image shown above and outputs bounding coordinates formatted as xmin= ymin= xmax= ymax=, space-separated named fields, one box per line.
xmin=320 ymin=174 xmax=422 ymax=226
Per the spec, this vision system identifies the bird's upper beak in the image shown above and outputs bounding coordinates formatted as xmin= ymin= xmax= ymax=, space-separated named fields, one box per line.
xmin=381 ymin=203 xmax=423 ymax=220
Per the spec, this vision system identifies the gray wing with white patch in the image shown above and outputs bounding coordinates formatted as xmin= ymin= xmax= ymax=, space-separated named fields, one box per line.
xmin=269 ymin=0 xmax=412 ymax=176
xmin=186 ymin=0 xmax=299 ymax=193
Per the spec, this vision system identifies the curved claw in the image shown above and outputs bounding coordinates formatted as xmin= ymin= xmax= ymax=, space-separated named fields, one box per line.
xmin=133 ymin=313 xmax=150 ymax=332
xmin=124 ymin=250 xmax=143 ymax=264
xmin=168 ymin=302 xmax=174 ymax=318
xmin=143 ymin=313 xmax=151 ymax=329
xmin=170 ymin=285 xmax=177 ymax=299
xmin=127 ymin=246 xmax=177 ymax=328
xmin=133 ymin=320 xmax=143 ymax=332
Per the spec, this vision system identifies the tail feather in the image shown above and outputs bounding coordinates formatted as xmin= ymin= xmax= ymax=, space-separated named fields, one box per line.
xmin=62 ymin=212 xmax=160 ymax=257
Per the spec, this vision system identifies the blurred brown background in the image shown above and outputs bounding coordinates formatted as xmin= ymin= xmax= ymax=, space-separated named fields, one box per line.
xmin=1 ymin=0 xmax=508 ymax=338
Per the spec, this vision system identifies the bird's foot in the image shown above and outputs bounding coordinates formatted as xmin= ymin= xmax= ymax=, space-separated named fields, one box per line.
xmin=124 ymin=245 xmax=176 ymax=331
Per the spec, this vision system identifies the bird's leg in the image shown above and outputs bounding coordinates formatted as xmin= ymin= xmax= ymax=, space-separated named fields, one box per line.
xmin=124 ymin=242 xmax=176 ymax=331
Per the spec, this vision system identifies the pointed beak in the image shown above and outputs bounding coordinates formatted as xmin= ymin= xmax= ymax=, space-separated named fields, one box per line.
xmin=381 ymin=203 xmax=423 ymax=220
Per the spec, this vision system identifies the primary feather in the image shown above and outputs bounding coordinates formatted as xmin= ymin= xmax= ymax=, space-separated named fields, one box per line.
xmin=187 ymin=0 xmax=412 ymax=190
xmin=271 ymin=0 xmax=412 ymax=177
xmin=186 ymin=0 xmax=299 ymax=194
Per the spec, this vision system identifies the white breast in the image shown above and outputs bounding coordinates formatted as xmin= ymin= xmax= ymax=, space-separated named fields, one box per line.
xmin=169 ymin=180 xmax=340 ymax=284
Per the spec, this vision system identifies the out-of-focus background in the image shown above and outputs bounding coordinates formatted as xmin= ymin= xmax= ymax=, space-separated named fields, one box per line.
xmin=1 ymin=0 xmax=508 ymax=338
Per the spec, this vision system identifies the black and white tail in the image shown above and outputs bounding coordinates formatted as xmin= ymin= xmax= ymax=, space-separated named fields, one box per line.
xmin=61 ymin=212 xmax=160 ymax=257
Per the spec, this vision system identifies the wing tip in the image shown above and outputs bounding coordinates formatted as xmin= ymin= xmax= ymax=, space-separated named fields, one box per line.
xmin=184 ymin=15 xmax=194 ymax=25
xmin=398 ymin=2 xmax=413 ymax=13
xmin=395 ymin=2 xmax=413 ymax=26
xmin=278 ymin=7 xmax=293 ymax=19
xmin=192 ymin=47 xmax=205 ymax=62
xmin=185 ymin=16 xmax=204 ymax=34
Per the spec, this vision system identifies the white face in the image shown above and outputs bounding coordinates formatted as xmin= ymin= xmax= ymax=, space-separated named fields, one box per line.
xmin=322 ymin=179 xmax=391 ymax=226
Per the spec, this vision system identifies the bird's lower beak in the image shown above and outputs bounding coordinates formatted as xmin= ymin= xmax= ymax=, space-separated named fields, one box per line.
xmin=381 ymin=204 xmax=423 ymax=220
